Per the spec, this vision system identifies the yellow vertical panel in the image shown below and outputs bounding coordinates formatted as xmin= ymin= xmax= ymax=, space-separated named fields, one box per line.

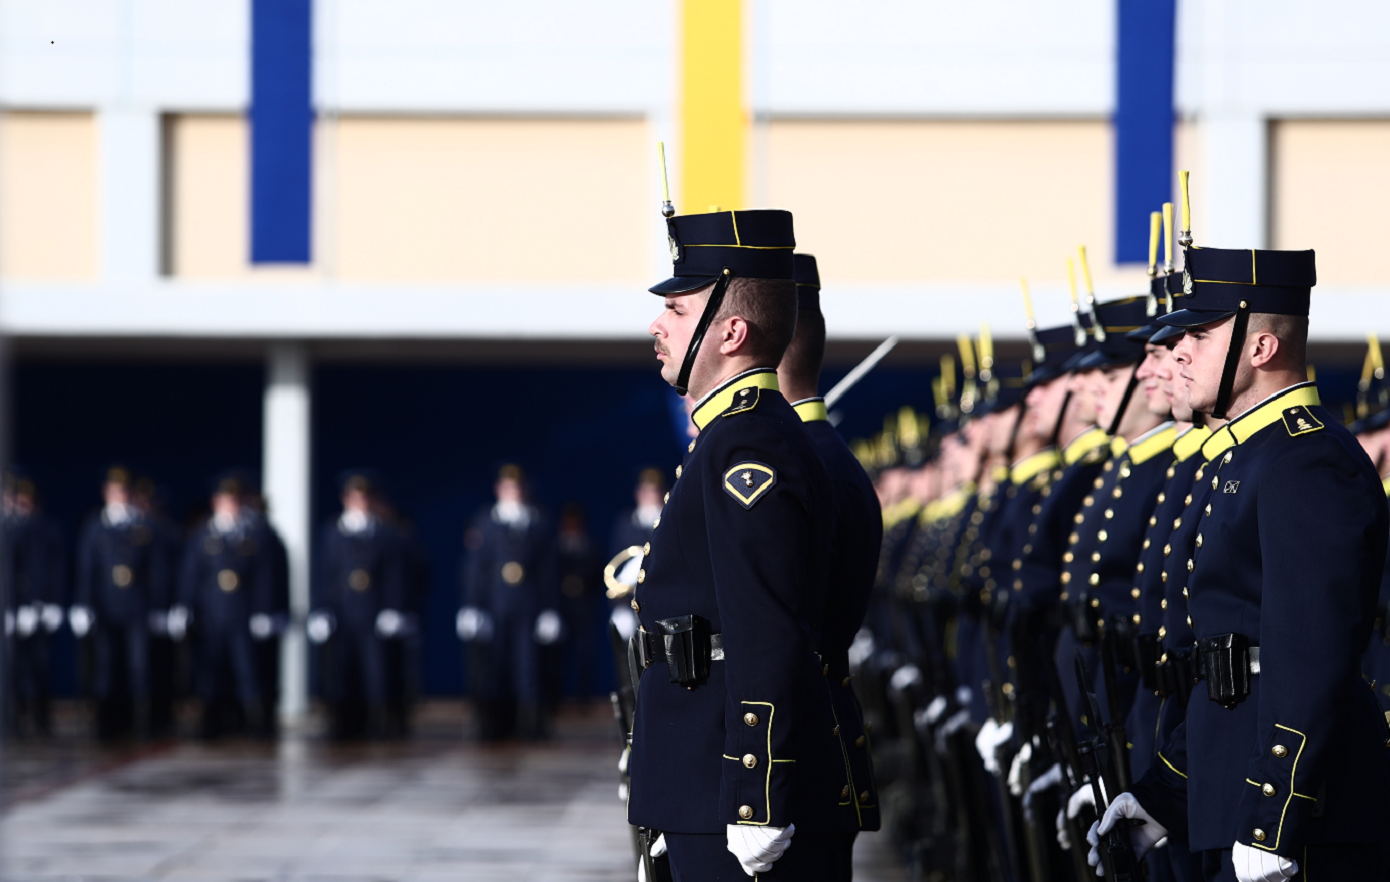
xmin=1271 ymin=120 xmax=1390 ymax=284
xmin=0 ymin=112 xmax=98 ymax=280
xmin=767 ymin=120 xmax=1112 ymax=282
xmin=333 ymin=118 xmax=647 ymax=282
xmin=681 ymin=0 xmax=745 ymax=212
xmin=168 ymin=114 xmax=249 ymax=278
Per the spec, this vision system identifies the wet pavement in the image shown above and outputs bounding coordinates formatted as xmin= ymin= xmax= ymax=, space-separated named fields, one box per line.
xmin=1 ymin=702 xmax=907 ymax=882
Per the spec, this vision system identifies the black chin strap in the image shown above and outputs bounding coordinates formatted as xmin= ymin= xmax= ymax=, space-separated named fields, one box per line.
xmin=1106 ymin=362 xmax=1142 ymax=437
xmin=674 ymin=268 xmax=734 ymax=397
xmin=1211 ymin=304 xmax=1251 ymax=421
xmin=1005 ymin=401 xmax=1027 ymax=466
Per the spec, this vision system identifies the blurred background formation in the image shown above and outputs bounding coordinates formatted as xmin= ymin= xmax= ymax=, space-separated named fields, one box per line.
xmin=2 ymin=0 xmax=1390 ymax=877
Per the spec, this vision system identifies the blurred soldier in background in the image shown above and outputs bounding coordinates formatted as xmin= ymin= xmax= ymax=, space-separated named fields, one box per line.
xmin=458 ymin=464 xmax=560 ymax=740
xmin=307 ymin=472 xmax=408 ymax=739
xmin=132 ymin=476 xmax=184 ymax=737
xmin=172 ymin=473 xmax=274 ymax=738
xmin=373 ymin=489 xmax=428 ymax=736
xmin=3 ymin=469 xmax=66 ymax=737
xmin=244 ymin=481 xmax=291 ymax=735
xmin=611 ymin=468 xmax=666 ymax=556
xmin=73 ymin=466 xmax=168 ymax=740
xmin=555 ymin=502 xmax=600 ymax=703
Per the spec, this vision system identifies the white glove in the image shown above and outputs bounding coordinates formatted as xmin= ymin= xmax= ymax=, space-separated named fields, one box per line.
xmin=1007 ymin=739 xmax=1033 ymax=796
xmin=69 ymin=605 xmax=94 ymax=637
xmin=726 ymin=824 xmax=795 ymax=877
xmin=609 ymin=605 xmax=638 ymax=641
xmin=41 ymin=604 xmax=64 ymax=634
xmin=1057 ymin=806 xmax=1072 ymax=850
xmin=456 ymin=607 xmax=493 ymax=642
xmin=535 ymin=609 xmax=562 ymax=645
xmin=1069 ymin=781 xmax=1102 ymax=819
xmin=15 ymin=604 xmax=38 ymax=637
xmin=376 ymin=608 xmax=402 ymax=638
xmin=637 ymin=833 xmax=667 ymax=882
xmin=249 ymin=613 xmax=274 ymax=639
xmin=167 ymin=605 xmax=191 ymax=641
xmin=1232 ymin=842 xmax=1297 ymax=882
xmin=923 ymin=694 xmax=950 ymax=726
xmin=974 ymin=718 xmax=1014 ymax=775
xmin=1024 ymin=762 xmax=1064 ymax=823
xmin=889 ymin=664 xmax=922 ymax=693
xmin=1087 ymin=791 xmax=1168 ymax=873
xmin=306 ymin=610 xmax=336 ymax=644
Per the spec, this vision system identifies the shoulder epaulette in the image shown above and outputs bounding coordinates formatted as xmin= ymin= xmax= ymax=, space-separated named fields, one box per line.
xmin=721 ymin=385 xmax=761 ymax=417
xmin=1280 ymin=404 xmax=1323 ymax=437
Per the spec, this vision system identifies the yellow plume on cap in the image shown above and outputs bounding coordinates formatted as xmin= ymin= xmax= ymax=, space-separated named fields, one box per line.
xmin=898 ymin=406 xmax=921 ymax=448
xmin=1178 ymin=171 xmax=1193 ymax=247
xmin=978 ymin=322 xmax=994 ymax=375
xmin=957 ymin=334 xmax=977 ymax=379
xmin=1162 ymin=202 xmax=1174 ymax=272
xmin=1148 ymin=211 xmax=1161 ymax=276
xmin=1020 ymin=277 xmax=1036 ymax=326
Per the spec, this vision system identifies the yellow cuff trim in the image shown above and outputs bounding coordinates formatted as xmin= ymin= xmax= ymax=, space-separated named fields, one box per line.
xmin=1158 ymin=751 xmax=1188 ymax=779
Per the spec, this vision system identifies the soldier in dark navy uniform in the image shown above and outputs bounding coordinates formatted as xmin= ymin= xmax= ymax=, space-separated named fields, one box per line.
xmin=1351 ymin=387 xmax=1390 ymax=713
xmin=174 ymin=473 xmax=274 ymax=737
xmin=73 ymin=466 xmax=168 ymax=739
xmin=628 ymin=208 xmax=841 ymax=881
xmin=776 ymin=253 xmax=883 ymax=878
xmin=555 ymin=503 xmax=600 ymax=702
xmin=1100 ymin=194 xmax=1390 ymax=881
xmin=612 ymin=469 xmax=667 ymax=558
xmin=457 ymin=464 xmax=560 ymax=741
xmin=244 ymin=483 xmax=292 ymax=735
xmin=3 ymin=470 xmax=66 ymax=736
xmin=307 ymin=472 xmax=407 ymax=739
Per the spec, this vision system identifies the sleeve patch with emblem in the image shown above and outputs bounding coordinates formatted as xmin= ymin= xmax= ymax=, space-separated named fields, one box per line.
xmin=1282 ymin=406 xmax=1323 ymax=437
xmin=723 ymin=462 xmax=777 ymax=509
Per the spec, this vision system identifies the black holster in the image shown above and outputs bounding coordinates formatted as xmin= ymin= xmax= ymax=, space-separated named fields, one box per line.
xmin=1199 ymin=632 xmax=1251 ymax=709
xmin=1066 ymin=592 xmax=1102 ymax=645
xmin=656 ymin=615 xmax=711 ymax=686
xmin=1133 ymin=632 xmax=1162 ymax=691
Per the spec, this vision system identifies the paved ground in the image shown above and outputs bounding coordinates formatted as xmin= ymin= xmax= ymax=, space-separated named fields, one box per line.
xmin=0 ymin=702 xmax=907 ymax=882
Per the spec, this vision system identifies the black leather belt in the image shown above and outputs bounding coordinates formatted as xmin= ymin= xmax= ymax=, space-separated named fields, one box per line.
xmin=634 ymin=615 xmax=723 ymax=686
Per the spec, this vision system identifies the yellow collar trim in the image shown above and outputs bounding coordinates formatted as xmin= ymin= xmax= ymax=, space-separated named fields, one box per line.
xmin=1201 ymin=384 xmax=1321 ymax=461
xmin=1126 ymin=422 xmax=1179 ymax=466
xmin=791 ymin=398 xmax=828 ymax=423
xmin=882 ymin=497 xmax=921 ymax=528
xmin=1063 ymin=427 xmax=1111 ymax=466
xmin=1173 ymin=425 xmax=1212 ymax=463
xmin=925 ymin=484 xmax=973 ymax=523
xmin=691 ymin=369 xmax=780 ymax=430
xmin=1011 ymin=448 xmax=1060 ymax=485
xmin=1382 ymin=475 xmax=1390 ymax=497
xmin=1111 ymin=436 xmax=1130 ymax=457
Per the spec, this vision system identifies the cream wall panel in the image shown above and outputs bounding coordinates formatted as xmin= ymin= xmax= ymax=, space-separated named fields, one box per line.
xmin=1270 ymin=120 xmax=1390 ymax=285
xmin=0 ymin=111 xmax=97 ymax=280
xmin=766 ymin=120 xmax=1116 ymax=285
xmin=332 ymin=117 xmax=649 ymax=282
xmin=167 ymin=114 xmax=248 ymax=278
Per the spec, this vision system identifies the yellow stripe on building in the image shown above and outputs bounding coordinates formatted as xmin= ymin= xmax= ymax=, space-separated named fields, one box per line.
xmin=681 ymin=0 xmax=746 ymax=212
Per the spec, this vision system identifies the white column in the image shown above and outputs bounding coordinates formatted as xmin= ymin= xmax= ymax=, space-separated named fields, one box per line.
xmin=1204 ymin=113 xmax=1268 ymax=250
xmin=264 ymin=343 xmax=312 ymax=724
xmin=98 ymin=107 xmax=161 ymax=286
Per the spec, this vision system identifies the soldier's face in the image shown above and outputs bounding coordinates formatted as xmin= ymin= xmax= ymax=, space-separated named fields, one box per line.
xmin=1024 ymin=377 xmax=1066 ymax=440
xmin=211 ymin=492 xmax=239 ymax=518
xmin=342 ymin=489 xmax=370 ymax=513
xmin=649 ymin=289 xmax=706 ymax=390
xmin=1173 ymin=316 xmax=1235 ymax=415
xmin=1156 ymin=344 xmax=1194 ymax=422
xmin=1071 ymin=369 xmax=1101 ymax=425
xmin=495 ymin=478 xmax=522 ymax=504
xmin=635 ymin=483 xmax=663 ymax=508
xmin=1136 ymin=345 xmax=1171 ymax=417
xmin=1094 ymin=364 xmax=1132 ymax=429
xmin=103 ymin=482 xmax=129 ymax=507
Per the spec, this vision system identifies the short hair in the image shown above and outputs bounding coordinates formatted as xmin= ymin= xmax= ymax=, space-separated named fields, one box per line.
xmin=779 ymin=305 xmax=826 ymax=388
xmin=1248 ymin=313 xmax=1308 ymax=369
xmin=711 ymin=276 xmax=798 ymax=365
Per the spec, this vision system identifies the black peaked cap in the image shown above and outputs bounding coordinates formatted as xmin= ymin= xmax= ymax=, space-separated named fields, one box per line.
xmin=650 ymin=210 xmax=796 ymax=295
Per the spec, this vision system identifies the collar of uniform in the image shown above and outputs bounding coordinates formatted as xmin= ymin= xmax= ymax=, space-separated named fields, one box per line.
xmin=690 ymin=368 xmax=780 ymax=430
xmin=1382 ymin=475 xmax=1390 ymax=497
xmin=1201 ymin=383 xmax=1321 ymax=461
xmin=1110 ymin=436 xmax=1130 ymax=458
xmin=883 ymin=496 xmax=921 ymax=528
xmin=1125 ymin=422 xmax=1179 ymax=466
xmin=1011 ymin=448 xmax=1060 ymax=485
xmin=790 ymin=397 xmax=828 ymax=423
xmin=927 ymin=483 xmax=974 ymax=522
xmin=1063 ymin=427 xmax=1111 ymax=466
xmin=1173 ymin=425 xmax=1212 ymax=463
xmin=992 ymin=464 xmax=1011 ymax=484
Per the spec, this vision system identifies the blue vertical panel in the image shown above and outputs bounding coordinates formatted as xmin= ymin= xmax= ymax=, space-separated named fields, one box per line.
xmin=1114 ymin=0 xmax=1177 ymax=264
xmin=250 ymin=0 xmax=313 ymax=263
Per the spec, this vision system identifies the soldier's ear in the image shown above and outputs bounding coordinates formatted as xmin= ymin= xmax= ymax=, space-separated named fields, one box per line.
xmin=718 ymin=315 xmax=752 ymax=356
xmin=1247 ymin=328 xmax=1282 ymax=370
